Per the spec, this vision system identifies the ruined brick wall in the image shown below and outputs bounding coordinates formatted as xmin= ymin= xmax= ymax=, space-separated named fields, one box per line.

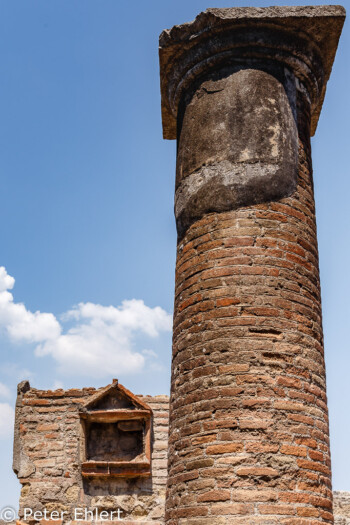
xmin=334 ymin=492 xmax=350 ymax=525
xmin=13 ymin=383 xmax=169 ymax=524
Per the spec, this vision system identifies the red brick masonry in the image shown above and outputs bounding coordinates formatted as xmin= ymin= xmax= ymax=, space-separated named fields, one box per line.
xmin=166 ymin=136 xmax=333 ymax=523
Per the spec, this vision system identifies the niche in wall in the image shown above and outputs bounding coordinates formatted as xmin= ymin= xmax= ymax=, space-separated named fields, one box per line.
xmin=79 ymin=380 xmax=152 ymax=478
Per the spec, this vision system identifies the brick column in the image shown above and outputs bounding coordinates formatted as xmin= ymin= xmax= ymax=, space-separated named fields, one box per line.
xmin=159 ymin=6 xmax=345 ymax=525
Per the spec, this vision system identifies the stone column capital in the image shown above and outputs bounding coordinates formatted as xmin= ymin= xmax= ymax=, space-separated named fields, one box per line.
xmin=159 ymin=5 xmax=345 ymax=140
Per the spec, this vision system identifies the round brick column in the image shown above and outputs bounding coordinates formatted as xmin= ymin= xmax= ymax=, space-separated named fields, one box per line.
xmin=159 ymin=6 xmax=345 ymax=524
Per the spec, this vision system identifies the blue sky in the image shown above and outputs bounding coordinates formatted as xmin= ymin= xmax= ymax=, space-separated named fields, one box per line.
xmin=0 ymin=0 xmax=349 ymax=511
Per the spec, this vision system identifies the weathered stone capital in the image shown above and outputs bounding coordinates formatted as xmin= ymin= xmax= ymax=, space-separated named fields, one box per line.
xmin=160 ymin=5 xmax=345 ymax=140
xmin=159 ymin=6 xmax=345 ymax=239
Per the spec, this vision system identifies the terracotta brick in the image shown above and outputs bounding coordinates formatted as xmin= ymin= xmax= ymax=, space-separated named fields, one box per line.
xmin=37 ymin=424 xmax=59 ymax=432
xmin=239 ymin=419 xmax=270 ymax=430
xmin=211 ymin=503 xmax=253 ymax=515
xmin=259 ymin=504 xmax=296 ymax=515
xmin=197 ymin=490 xmax=231 ymax=502
xmin=280 ymin=445 xmax=308 ymax=457
xmin=206 ymin=443 xmax=244 ymax=454
xmin=236 ymin=467 xmax=279 ymax=477
xmin=245 ymin=443 xmax=279 ymax=454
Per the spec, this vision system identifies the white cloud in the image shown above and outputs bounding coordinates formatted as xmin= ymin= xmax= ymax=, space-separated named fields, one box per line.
xmin=0 ymin=267 xmax=61 ymax=343
xmin=0 ymin=403 xmax=15 ymax=439
xmin=36 ymin=299 xmax=171 ymax=377
xmin=0 ymin=382 xmax=11 ymax=399
xmin=0 ymin=267 xmax=15 ymax=292
xmin=0 ymin=266 xmax=172 ymax=378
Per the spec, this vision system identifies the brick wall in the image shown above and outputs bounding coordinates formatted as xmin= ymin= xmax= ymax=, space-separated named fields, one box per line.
xmin=334 ymin=492 xmax=350 ymax=525
xmin=13 ymin=383 xmax=169 ymax=524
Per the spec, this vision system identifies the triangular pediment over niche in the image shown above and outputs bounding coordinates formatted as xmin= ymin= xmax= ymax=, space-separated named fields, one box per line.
xmin=82 ymin=379 xmax=152 ymax=412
